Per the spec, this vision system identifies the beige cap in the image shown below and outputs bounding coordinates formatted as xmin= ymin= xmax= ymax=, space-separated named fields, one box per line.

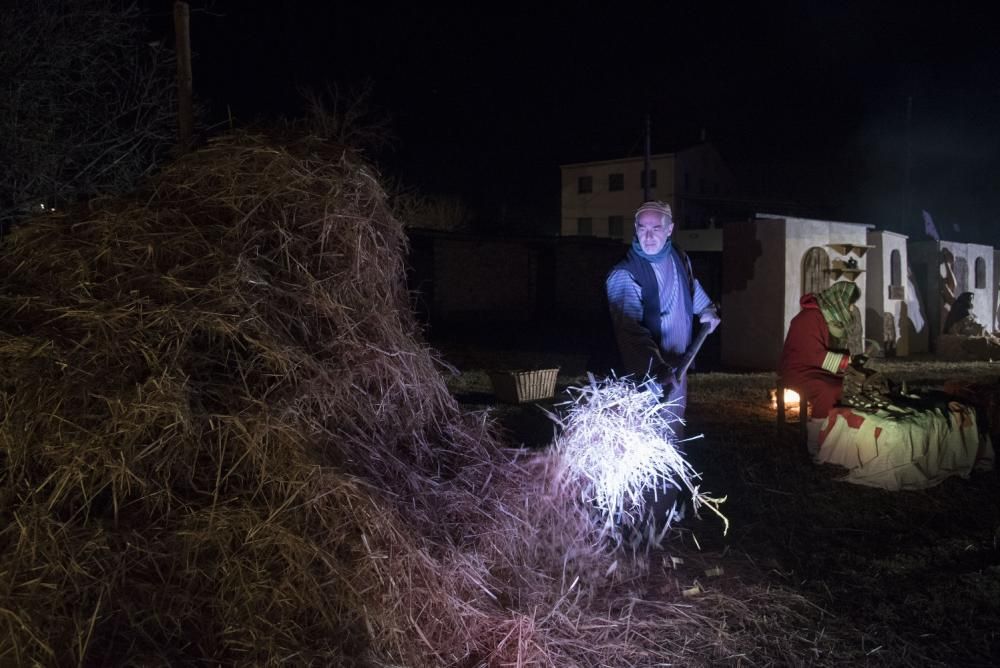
xmin=634 ymin=201 xmax=672 ymax=220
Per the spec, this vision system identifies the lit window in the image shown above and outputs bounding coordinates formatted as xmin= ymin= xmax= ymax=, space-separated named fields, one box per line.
xmin=577 ymin=217 xmax=592 ymax=236
xmin=609 ymin=173 xmax=624 ymax=191
xmin=608 ymin=216 xmax=624 ymax=239
xmin=578 ymin=176 xmax=592 ymax=193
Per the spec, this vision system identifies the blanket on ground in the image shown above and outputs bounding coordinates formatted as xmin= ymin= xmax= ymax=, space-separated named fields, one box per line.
xmin=816 ymin=403 xmax=994 ymax=491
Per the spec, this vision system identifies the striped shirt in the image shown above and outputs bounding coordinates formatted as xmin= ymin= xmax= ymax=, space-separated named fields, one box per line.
xmin=606 ymin=248 xmax=714 ymax=379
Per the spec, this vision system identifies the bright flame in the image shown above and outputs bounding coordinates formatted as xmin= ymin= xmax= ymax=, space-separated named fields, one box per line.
xmin=769 ymin=388 xmax=800 ymax=410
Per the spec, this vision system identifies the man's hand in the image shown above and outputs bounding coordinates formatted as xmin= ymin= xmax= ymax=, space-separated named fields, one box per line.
xmin=850 ymin=353 xmax=869 ymax=369
xmin=699 ymin=309 xmax=721 ymax=334
xmin=655 ymin=367 xmax=680 ymax=394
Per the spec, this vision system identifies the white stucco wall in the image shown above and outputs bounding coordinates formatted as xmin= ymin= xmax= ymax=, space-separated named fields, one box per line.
xmin=907 ymin=240 xmax=994 ymax=348
xmin=995 ymin=249 xmax=1000 ymax=331
xmin=720 ymin=215 xmax=870 ymax=370
xmin=866 ymin=230 xmax=912 ymax=355
xmin=778 ymin=216 xmax=871 ymax=343
xmin=967 ymin=243 xmax=994 ymax=329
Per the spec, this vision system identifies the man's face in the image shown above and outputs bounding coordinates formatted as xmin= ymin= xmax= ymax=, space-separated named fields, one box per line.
xmin=635 ymin=211 xmax=673 ymax=255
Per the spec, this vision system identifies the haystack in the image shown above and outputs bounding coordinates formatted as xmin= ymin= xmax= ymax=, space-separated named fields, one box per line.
xmin=0 ymin=134 xmax=844 ymax=666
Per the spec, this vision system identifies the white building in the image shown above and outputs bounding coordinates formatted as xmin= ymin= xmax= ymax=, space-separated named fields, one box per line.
xmin=559 ymin=143 xmax=732 ymax=251
xmin=995 ymin=249 xmax=1000 ymax=331
xmin=865 ymin=230 xmax=924 ymax=356
xmin=721 ymin=214 xmax=871 ymax=370
xmin=907 ymin=240 xmax=995 ymax=349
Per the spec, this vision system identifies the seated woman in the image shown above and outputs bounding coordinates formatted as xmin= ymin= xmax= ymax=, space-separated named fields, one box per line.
xmin=780 ymin=285 xmax=993 ymax=490
xmin=779 ymin=281 xmax=862 ymax=454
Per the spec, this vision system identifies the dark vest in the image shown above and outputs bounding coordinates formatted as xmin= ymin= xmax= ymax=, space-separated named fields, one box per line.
xmin=587 ymin=243 xmax=696 ymax=376
xmin=611 ymin=244 xmax=696 ymax=345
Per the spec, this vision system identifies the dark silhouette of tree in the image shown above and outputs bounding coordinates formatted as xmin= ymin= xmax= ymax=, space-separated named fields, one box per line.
xmin=0 ymin=0 xmax=177 ymax=230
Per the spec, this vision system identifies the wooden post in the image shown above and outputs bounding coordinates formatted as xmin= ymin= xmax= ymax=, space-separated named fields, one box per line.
xmin=642 ymin=113 xmax=651 ymax=202
xmin=776 ymin=380 xmax=785 ymax=428
xmin=174 ymin=1 xmax=193 ymax=151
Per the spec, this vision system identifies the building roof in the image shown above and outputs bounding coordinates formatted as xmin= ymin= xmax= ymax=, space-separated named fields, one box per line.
xmin=559 ymin=141 xmax=720 ymax=169
xmin=559 ymin=152 xmax=678 ymax=170
xmin=756 ymin=213 xmax=875 ymax=229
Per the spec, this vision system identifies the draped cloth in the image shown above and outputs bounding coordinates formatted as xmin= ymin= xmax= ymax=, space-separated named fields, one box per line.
xmin=816 ymin=405 xmax=994 ymax=490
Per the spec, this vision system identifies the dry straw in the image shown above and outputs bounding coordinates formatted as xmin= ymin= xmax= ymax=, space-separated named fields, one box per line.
xmin=546 ymin=374 xmax=729 ymax=548
xmin=0 ymin=133 xmax=861 ymax=666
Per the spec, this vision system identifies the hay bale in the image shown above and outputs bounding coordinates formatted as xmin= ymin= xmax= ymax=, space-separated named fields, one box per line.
xmin=0 ymin=133 xmax=847 ymax=666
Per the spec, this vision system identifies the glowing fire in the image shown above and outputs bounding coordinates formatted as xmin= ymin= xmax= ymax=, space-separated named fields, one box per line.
xmin=769 ymin=388 xmax=801 ymax=411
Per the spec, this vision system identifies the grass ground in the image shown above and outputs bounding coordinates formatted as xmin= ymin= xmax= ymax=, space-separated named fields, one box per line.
xmin=434 ymin=336 xmax=1000 ymax=666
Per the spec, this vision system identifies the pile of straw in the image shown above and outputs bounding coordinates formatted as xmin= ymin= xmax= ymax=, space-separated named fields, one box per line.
xmin=0 ymin=134 xmax=836 ymax=665
xmin=548 ymin=375 xmax=728 ymax=547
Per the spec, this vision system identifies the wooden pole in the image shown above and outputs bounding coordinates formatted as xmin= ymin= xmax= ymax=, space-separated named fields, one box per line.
xmin=643 ymin=113 xmax=652 ymax=202
xmin=174 ymin=1 xmax=193 ymax=151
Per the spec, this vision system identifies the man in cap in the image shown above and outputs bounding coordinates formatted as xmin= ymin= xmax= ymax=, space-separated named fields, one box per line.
xmin=605 ymin=201 xmax=721 ymax=421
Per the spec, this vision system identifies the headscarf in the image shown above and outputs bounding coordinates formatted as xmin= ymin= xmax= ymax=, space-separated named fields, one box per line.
xmin=815 ymin=281 xmax=860 ymax=338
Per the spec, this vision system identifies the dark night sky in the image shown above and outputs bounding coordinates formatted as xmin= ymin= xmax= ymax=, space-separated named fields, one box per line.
xmin=151 ymin=2 xmax=999 ymax=243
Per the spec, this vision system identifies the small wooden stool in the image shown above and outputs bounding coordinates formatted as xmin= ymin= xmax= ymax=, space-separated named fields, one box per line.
xmin=776 ymin=379 xmax=810 ymax=444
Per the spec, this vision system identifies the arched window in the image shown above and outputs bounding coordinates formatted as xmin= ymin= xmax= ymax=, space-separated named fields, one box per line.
xmin=890 ymin=249 xmax=902 ymax=288
xmin=975 ymin=257 xmax=986 ymax=289
xmin=802 ymin=247 xmax=830 ymax=296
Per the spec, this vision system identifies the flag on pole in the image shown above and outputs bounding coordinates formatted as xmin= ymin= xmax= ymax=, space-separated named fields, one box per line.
xmin=922 ymin=210 xmax=940 ymax=241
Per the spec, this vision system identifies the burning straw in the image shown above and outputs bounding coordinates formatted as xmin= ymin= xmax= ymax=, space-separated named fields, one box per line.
xmin=548 ymin=375 xmax=729 ymax=547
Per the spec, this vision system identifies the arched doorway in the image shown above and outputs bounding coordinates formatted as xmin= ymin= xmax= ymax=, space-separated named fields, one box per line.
xmin=801 ymin=247 xmax=831 ymax=297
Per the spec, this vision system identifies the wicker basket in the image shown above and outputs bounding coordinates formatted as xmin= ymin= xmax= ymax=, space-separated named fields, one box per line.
xmin=489 ymin=368 xmax=560 ymax=404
